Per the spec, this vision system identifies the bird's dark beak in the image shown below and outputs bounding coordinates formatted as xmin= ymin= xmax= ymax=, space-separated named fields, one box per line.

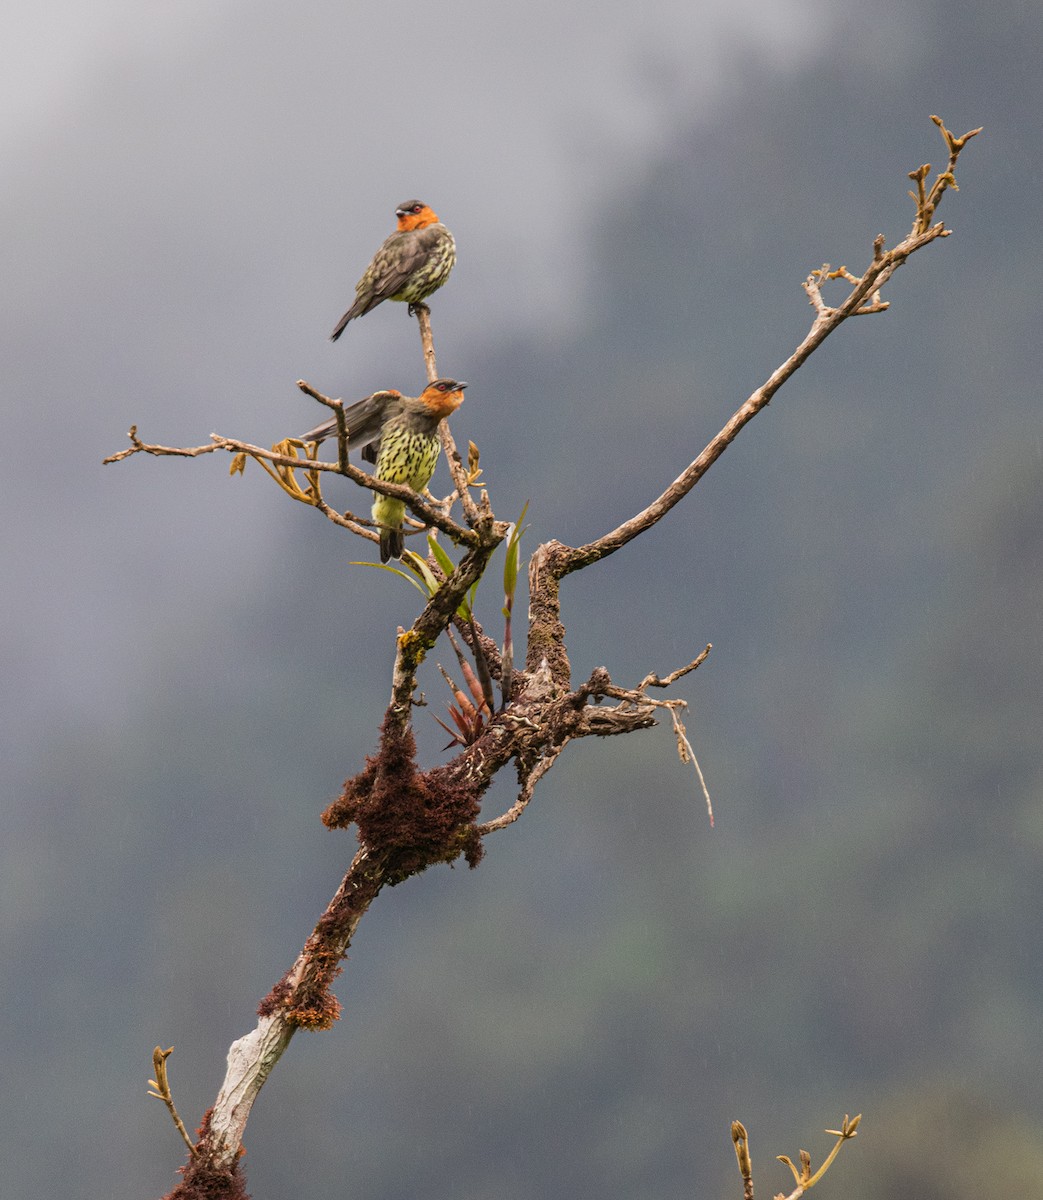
xmin=457 ymin=381 xmax=469 ymax=390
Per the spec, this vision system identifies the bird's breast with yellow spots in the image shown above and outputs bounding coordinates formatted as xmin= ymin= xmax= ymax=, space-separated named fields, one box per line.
xmin=374 ymin=426 xmax=442 ymax=491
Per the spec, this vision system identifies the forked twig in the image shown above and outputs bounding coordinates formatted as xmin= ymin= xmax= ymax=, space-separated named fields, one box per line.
xmin=146 ymin=1046 xmax=197 ymax=1157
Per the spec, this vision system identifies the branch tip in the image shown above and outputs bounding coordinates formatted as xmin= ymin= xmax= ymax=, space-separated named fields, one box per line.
xmin=147 ymin=1045 xmax=198 ymax=1157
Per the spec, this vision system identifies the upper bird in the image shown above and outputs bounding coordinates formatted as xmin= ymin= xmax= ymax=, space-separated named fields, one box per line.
xmin=330 ymin=200 xmax=456 ymax=341
xmin=299 ymin=379 xmax=468 ymax=562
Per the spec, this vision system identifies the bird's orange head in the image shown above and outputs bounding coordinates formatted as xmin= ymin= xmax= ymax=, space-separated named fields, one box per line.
xmin=418 ymin=378 xmax=468 ymax=419
xmin=395 ymin=200 xmax=440 ymax=231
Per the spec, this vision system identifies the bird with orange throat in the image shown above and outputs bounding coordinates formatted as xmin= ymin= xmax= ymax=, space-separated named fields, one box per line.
xmin=330 ymin=200 xmax=456 ymax=340
xmin=300 ymin=379 xmax=468 ymax=562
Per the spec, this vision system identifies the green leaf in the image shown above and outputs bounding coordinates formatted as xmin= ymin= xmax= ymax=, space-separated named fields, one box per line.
xmin=401 ymin=550 xmax=440 ymax=595
xmin=427 ymin=534 xmax=457 ymax=579
xmin=348 ymin=560 xmax=430 ymax=598
xmin=503 ymin=500 xmax=530 ymax=603
xmin=427 ymin=535 xmax=474 ymax=620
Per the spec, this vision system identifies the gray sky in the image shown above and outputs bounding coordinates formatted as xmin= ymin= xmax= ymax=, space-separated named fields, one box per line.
xmin=3 ymin=0 xmax=889 ymax=740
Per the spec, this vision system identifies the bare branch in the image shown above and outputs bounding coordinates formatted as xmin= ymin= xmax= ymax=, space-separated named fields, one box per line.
xmin=638 ymin=644 xmax=713 ymax=691
xmin=477 ymin=740 xmax=571 ymax=834
xmin=136 ymin=118 xmax=970 ymax=1192
xmin=732 ymin=1120 xmax=755 ymax=1200
xmin=103 ymin=425 xmax=222 ymax=464
xmin=733 ymin=1113 xmax=861 ymax=1200
xmin=440 ymin=419 xmax=484 ymax=527
xmin=597 ymin=666 xmax=715 ymax=824
xmin=105 ymin=425 xmax=478 ymax=550
xmin=146 ymin=1047 xmax=197 ymax=1158
xmin=312 ymin=495 xmax=377 ymax=542
xmin=547 ymin=117 xmax=979 ymax=577
xmin=415 ymin=302 xmax=439 ymax=382
xmin=775 ymin=1113 xmax=862 ymax=1199
xmin=297 ymin=379 xmax=350 ymax=472
xmin=521 ymin=118 xmax=979 ymax=693
xmin=411 ymin=304 xmax=484 ymax=529
xmin=561 ymin=226 xmax=940 ymax=574
xmin=206 ymin=847 xmax=383 ymax=1169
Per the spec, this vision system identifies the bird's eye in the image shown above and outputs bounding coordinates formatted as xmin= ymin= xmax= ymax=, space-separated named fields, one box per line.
xmin=411 ymin=204 xmax=423 ymax=213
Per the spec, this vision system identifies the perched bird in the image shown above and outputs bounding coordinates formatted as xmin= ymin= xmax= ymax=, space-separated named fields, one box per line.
xmin=299 ymin=379 xmax=468 ymax=562
xmin=330 ymin=200 xmax=456 ymax=340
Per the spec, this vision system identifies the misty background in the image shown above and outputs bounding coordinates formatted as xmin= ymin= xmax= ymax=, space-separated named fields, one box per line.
xmin=4 ymin=1 xmax=1042 ymax=1197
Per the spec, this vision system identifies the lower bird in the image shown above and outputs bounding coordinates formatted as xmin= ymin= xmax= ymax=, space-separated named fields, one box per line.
xmin=330 ymin=200 xmax=456 ymax=340
xmin=299 ymin=379 xmax=468 ymax=562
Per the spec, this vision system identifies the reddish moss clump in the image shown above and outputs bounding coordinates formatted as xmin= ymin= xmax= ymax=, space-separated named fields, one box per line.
xmin=256 ymin=972 xmax=292 ymax=1020
xmin=256 ymin=966 xmax=343 ymax=1028
xmin=322 ymin=715 xmax=485 ymax=881
xmin=283 ymin=947 xmax=344 ymax=1029
xmin=161 ymin=1111 xmax=250 ymax=1200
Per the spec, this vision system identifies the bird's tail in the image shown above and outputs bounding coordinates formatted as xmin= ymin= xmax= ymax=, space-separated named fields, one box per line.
xmin=379 ymin=527 xmax=405 ymax=562
xmin=330 ymin=295 xmax=372 ymax=340
xmin=329 ymin=310 xmax=352 ymax=341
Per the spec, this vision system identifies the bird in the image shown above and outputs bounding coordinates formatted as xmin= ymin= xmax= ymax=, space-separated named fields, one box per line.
xmin=299 ymin=379 xmax=468 ymax=562
xmin=330 ymin=200 xmax=456 ymax=340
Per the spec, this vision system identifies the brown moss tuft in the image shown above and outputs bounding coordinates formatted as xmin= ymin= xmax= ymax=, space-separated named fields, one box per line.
xmin=322 ymin=714 xmax=486 ymax=882
xmin=258 ymin=949 xmax=344 ymax=1028
xmin=256 ymin=972 xmax=292 ymax=1019
xmin=163 ymin=1160 xmax=249 ymax=1200
xmin=161 ymin=1112 xmax=250 ymax=1200
xmin=283 ymin=945 xmax=344 ymax=1029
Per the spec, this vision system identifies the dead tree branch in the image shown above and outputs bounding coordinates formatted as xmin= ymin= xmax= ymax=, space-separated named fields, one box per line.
xmin=105 ymin=421 xmax=479 ymax=549
xmin=115 ymin=117 xmax=976 ymax=1196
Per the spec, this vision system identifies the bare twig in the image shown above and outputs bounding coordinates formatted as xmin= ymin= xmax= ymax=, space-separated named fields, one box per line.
xmin=415 ymin=303 xmax=439 ymax=382
xmin=477 ymin=740 xmax=571 ymax=834
xmin=732 ymin=1120 xmax=755 ymax=1200
xmin=667 ymin=704 xmax=714 ymax=826
xmin=732 ymin=1114 xmax=860 ymax=1200
xmin=550 ymin=117 xmax=979 ymax=577
xmin=105 ymin=426 xmax=478 ymax=549
xmin=415 ymin=305 xmax=484 ymax=528
xmin=775 ymin=1113 xmax=862 ymax=1199
xmin=146 ymin=1047 xmax=197 ymax=1157
xmin=598 ymin=669 xmax=715 ymax=825
xmin=804 ymin=262 xmax=889 ymax=317
xmin=440 ymin=419 xmax=483 ymax=527
xmin=313 ymin=495 xmax=377 ymax=542
xmin=520 ymin=118 xmax=980 ymax=703
xmin=103 ymin=425 xmax=223 ymax=464
xmin=297 ymin=379 xmax=350 ymax=473
xmin=638 ymin=645 xmax=712 ymax=691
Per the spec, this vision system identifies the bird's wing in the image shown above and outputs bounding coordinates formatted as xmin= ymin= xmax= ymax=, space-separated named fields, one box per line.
xmin=362 ymin=230 xmax=439 ymax=302
xmin=298 ymin=389 xmax=402 ymax=447
xmin=331 ymin=235 xmax=420 ymax=335
xmin=332 ymin=227 xmax=449 ymax=336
